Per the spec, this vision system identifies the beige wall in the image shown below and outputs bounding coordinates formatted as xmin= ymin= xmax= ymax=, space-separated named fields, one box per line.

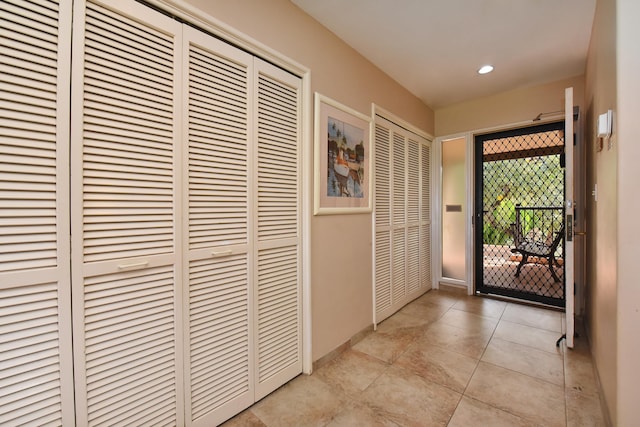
xmin=435 ymin=75 xmax=585 ymax=137
xmin=180 ymin=0 xmax=434 ymax=360
xmin=584 ymin=0 xmax=618 ymax=423
xmin=615 ymin=0 xmax=640 ymax=424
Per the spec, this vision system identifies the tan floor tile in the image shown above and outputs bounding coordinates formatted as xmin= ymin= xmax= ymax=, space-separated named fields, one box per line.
xmin=482 ymin=337 xmax=564 ymax=385
xmin=414 ymin=289 xmax=460 ymax=309
xmin=359 ymin=366 xmax=461 ymax=426
xmin=376 ymin=311 xmax=436 ymax=333
xmin=439 ymin=308 xmax=499 ymax=333
xmin=419 ymin=321 xmax=493 ymax=359
xmin=502 ymin=303 xmax=563 ymax=332
xmin=466 ymin=362 xmax=566 ymax=427
xmin=398 ymin=299 xmax=449 ymax=324
xmin=353 ymin=328 xmax=416 ymax=363
xmin=224 ymin=293 xmax=604 ymax=427
xmin=452 ymin=296 xmax=507 ymax=319
xmin=326 ymin=401 xmax=400 ymax=427
xmin=251 ymin=374 xmax=347 ymax=427
xmin=395 ymin=342 xmax=478 ymax=393
xmin=448 ymin=396 xmax=537 ymax=427
xmin=220 ymin=409 xmax=267 ymax=427
xmin=314 ymin=349 xmax=388 ymax=397
xmin=494 ymin=319 xmax=564 ymax=354
xmin=566 ymin=389 xmax=606 ymax=427
xmin=565 ymin=348 xmax=600 ymax=396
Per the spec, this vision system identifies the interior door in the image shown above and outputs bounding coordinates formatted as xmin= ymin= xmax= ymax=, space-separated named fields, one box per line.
xmin=564 ymin=87 xmax=575 ymax=348
xmin=71 ymin=1 xmax=184 ymax=424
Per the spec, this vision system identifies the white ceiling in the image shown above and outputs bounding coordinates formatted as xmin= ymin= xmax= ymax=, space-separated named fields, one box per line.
xmin=291 ymin=0 xmax=596 ymax=109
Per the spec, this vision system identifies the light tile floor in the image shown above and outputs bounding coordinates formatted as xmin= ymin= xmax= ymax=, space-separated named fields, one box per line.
xmin=223 ymin=289 xmax=606 ymax=427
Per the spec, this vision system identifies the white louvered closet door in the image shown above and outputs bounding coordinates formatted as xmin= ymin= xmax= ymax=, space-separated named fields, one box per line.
xmin=373 ymin=124 xmax=393 ymax=320
xmin=406 ymin=139 xmax=421 ymax=296
xmin=373 ymin=117 xmax=431 ymax=323
xmin=182 ymin=26 xmax=254 ymax=427
xmin=420 ymin=143 xmax=432 ymax=290
xmin=391 ymin=132 xmax=407 ymax=306
xmin=70 ymin=1 xmax=183 ymax=425
xmin=253 ymin=59 xmax=302 ymax=400
xmin=0 ymin=0 xmax=74 ymax=425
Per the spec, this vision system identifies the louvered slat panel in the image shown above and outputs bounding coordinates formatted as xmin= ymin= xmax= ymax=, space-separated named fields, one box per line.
xmin=254 ymin=60 xmax=301 ymax=401
xmin=392 ymin=228 xmax=406 ymax=303
xmin=1 ymin=0 xmax=59 ymax=273
xmin=183 ymin=27 xmax=253 ymax=427
xmin=420 ymin=143 xmax=431 ymax=290
xmin=0 ymin=282 xmax=62 ymax=426
xmin=73 ymin=1 xmax=180 ymax=425
xmin=374 ymin=117 xmax=431 ymax=319
xmin=83 ymin=266 xmax=176 ymax=426
xmin=1 ymin=0 xmax=73 ymax=425
xmin=421 ymin=143 xmax=431 ymax=221
xmin=392 ymin=133 xmax=405 ymax=225
xmin=257 ymin=245 xmax=299 ymax=381
xmin=188 ymin=255 xmax=250 ymax=420
xmin=374 ymin=230 xmax=391 ymax=314
xmin=257 ymin=72 xmax=299 ymax=241
xmin=420 ymin=224 xmax=432 ymax=289
xmin=407 ymin=226 xmax=420 ymax=294
xmin=374 ymin=124 xmax=390 ymax=227
xmin=187 ymin=43 xmax=249 ymax=250
xmin=407 ymin=139 xmax=420 ymax=223
xmin=81 ymin=1 xmax=175 ymax=263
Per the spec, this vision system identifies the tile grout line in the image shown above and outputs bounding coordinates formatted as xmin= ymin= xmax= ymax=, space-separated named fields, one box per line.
xmin=447 ymin=300 xmax=538 ymax=426
xmin=442 ymin=297 xmax=501 ymax=425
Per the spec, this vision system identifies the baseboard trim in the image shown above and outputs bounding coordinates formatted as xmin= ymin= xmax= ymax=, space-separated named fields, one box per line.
xmin=311 ymin=324 xmax=374 ymax=371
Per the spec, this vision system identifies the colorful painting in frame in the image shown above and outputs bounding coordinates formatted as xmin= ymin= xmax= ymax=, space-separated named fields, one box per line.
xmin=314 ymin=93 xmax=372 ymax=215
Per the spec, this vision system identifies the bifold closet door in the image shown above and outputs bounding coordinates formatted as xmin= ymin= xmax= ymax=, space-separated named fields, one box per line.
xmin=182 ymin=27 xmax=302 ymax=427
xmin=182 ymin=26 xmax=254 ymax=427
xmin=253 ymin=58 xmax=303 ymax=400
xmin=0 ymin=0 xmax=74 ymax=424
xmin=373 ymin=118 xmax=432 ymax=324
xmin=70 ymin=1 xmax=183 ymax=425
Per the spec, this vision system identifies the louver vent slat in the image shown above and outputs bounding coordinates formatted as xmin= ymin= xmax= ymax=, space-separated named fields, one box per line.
xmin=82 ymin=266 xmax=176 ymax=425
xmin=0 ymin=282 xmax=62 ymax=426
xmin=422 ymin=144 xmax=431 ymax=220
xmin=187 ymin=43 xmax=248 ymax=250
xmin=407 ymin=226 xmax=420 ymax=294
xmin=374 ymin=124 xmax=390 ymax=227
xmin=392 ymin=134 xmax=405 ymax=225
xmin=392 ymin=228 xmax=406 ymax=303
xmin=188 ymin=255 xmax=249 ymax=419
xmin=375 ymin=230 xmax=391 ymax=313
xmin=257 ymin=245 xmax=299 ymax=382
xmin=257 ymin=73 xmax=299 ymax=241
xmin=408 ymin=140 xmax=420 ymax=223
xmin=1 ymin=0 xmax=60 ymax=273
xmin=421 ymin=225 xmax=431 ymax=289
xmin=81 ymin=1 xmax=175 ymax=263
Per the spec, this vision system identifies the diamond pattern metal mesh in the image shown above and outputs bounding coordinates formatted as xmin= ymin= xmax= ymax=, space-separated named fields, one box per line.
xmin=478 ymin=128 xmax=565 ymax=306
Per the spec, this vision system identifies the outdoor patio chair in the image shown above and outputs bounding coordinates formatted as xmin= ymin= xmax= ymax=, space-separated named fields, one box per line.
xmin=510 ymin=224 xmax=565 ymax=282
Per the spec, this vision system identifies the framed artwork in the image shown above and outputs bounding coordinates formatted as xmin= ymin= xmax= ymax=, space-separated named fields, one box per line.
xmin=314 ymin=93 xmax=372 ymax=215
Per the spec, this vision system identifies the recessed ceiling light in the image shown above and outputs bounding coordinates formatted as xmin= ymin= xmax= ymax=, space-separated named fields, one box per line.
xmin=478 ymin=65 xmax=494 ymax=75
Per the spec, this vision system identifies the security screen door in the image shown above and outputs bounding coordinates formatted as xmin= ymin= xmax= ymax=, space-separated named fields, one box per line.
xmin=474 ymin=122 xmax=567 ymax=307
xmin=474 ymin=88 xmax=575 ymax=348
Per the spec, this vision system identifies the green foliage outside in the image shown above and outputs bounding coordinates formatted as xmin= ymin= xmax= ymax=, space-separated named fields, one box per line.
xmin=483 ymin=155 xmax=564 ymax=245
